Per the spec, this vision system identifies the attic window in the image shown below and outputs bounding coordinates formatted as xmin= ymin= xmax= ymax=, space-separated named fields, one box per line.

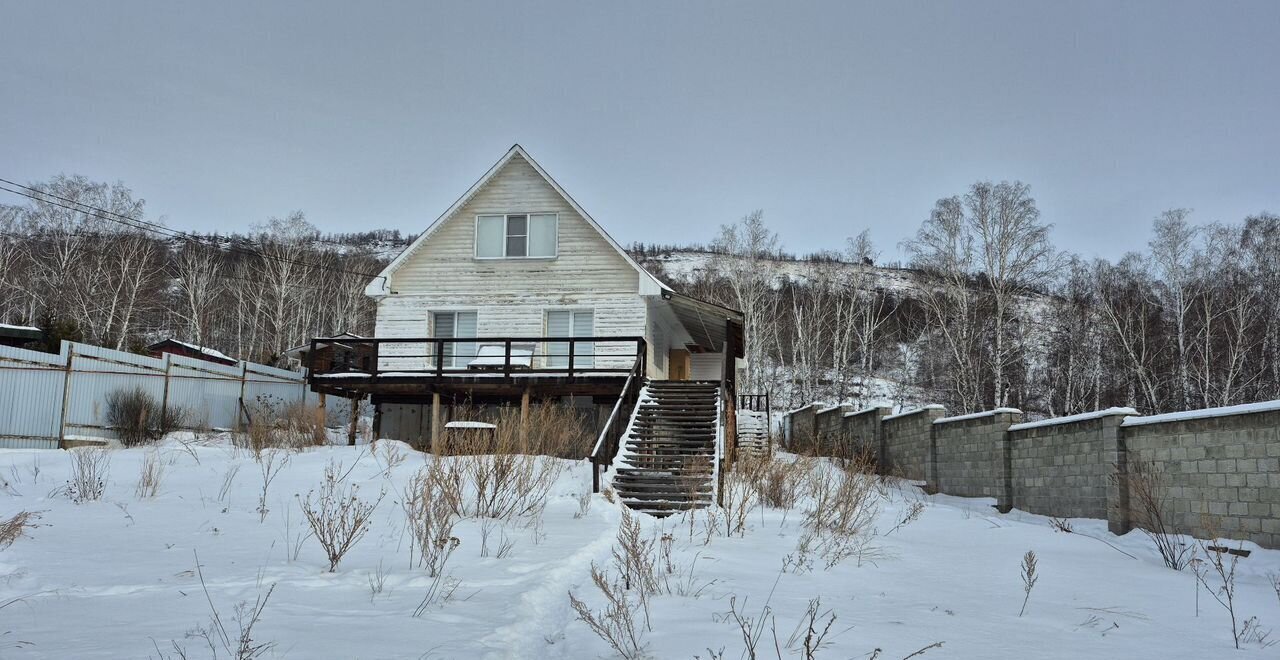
xmin=476 ymin=214 xmax=557 ymax=259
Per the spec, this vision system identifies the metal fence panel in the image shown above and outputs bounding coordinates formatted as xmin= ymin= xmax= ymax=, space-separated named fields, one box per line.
xmin=167 ymin=355 xmax=244 ymax=430
xmin=0 ymin=344 xmax=66 ymax=448
xmin=0 ymin=340 xmax=314 ymax=448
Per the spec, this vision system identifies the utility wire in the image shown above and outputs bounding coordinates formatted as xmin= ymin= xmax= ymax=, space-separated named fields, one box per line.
xmin=0 ymin=178 xmax=386 ymax=281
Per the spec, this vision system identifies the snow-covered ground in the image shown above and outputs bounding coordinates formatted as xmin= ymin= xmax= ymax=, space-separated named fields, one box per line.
xmin=1 ymin=437 xmax=1277 ymax=659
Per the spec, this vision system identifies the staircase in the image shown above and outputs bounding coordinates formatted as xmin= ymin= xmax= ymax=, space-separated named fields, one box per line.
xmin=612 ymin=380 xmax=720 ymax=516
xmin=736 ymin=410 xmax=770 ymax=458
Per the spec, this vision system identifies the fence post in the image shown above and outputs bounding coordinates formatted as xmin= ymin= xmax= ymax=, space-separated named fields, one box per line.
xmin=237 ymin=362 xmax=250 ymax=430
xmin=1103 ymin=412 xmax=1132 ymax=536
xmin=56 ymin=344 xmax=75 ymax=450
xmin=159 ymin=356 xmax=173 ymax=426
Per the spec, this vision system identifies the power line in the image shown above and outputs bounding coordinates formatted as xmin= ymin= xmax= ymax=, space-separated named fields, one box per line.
xmin=0 ymin=178 xmax=386 ymax=281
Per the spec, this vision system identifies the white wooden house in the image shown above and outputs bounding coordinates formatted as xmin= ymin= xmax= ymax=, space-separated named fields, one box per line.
xmin=309 ymin=145 xmax=745 ymax=454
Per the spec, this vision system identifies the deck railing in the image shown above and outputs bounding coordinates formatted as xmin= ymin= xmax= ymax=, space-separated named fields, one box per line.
xmin=307 ymin=336 xmax=647 ymax=381
xmin=589 ymin=358 xmax=645 ymax=492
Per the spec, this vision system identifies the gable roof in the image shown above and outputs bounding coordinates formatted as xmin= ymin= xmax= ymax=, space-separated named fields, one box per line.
xmin=366 ymin=144 xmax=667 ymax=298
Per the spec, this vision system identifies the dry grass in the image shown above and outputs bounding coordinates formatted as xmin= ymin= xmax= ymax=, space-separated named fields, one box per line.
xmin=134 ymin=449 xmax=166 ymax=499
xmin=238 ymin=400 xmax=329 ymax=452
xmin=0 ymin=510 xmax=42 ymax=549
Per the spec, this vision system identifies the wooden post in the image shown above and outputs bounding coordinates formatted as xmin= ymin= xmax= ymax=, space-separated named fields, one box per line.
xmin=347 ymin=396 xmax=360 ymax=446
xmin=430 ymin=391 xmax=442 ymax=454
xmin=520 ymin=386 xmax=531 ymax=447
xmin=237 ymin=362 xmax=250 ymax=431
xmin=317 ymin=392 xmax=327 ymax=427
xmin=56 ymin=344 xmax=75 ymax=450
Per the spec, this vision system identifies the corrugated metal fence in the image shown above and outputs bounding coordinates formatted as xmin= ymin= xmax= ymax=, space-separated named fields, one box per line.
xmin=0 ymin=340 xmax=347 ymax=449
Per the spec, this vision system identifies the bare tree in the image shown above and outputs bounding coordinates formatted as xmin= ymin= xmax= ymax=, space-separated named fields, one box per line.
xmin=712 ymin=211 xmax=781 ymax=395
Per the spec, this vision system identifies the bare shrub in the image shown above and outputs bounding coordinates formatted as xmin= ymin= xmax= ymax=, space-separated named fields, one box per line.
xmin=1117 ymin=460 xmax=1191 ymax=570
xmin=1048 ymin=517 xmax=1074 ymax=533
xmin=722 ymin=470 xmax=756 ymax=538
xmin=1192 ymin=540 xmax=1270 ymax=649
xmin=368 ymin=559 xmax=387 ymax=603
xmin=65 ymin=447 xmax=110 ymax=503
xmin=0 ymin=511 xmax=42 ymax=549
xmin=373 ymin=440 xmax=408 ymax=477
xmin=738 ymin=456 xmax=809 ymax=510
xmin=433 ymin=414 xmax=566 ymax=522
xmin=160 ymin=551 xmax=275 ymax=660
xmin=1019 ymin=550 xmax=1039 ymax=617
xmin=885 ymin=501 xmax=925 ymax=537
xmin=568 ymin=563 xmax=648 ymax=660
xmin=402 ymin=466 xmax=461 ymax=576
xmin=105 ymin=387 xmax=188 ymax=446
xmin=783 ymin=598 xmax=837 ymax=659
xmin=612 ymin=509 xmax=660 ymax=598
xmin=255 ymin=449 xmax=289 ymax=522
xmin=298 ymin=460 xmax=385 ymax=572
xmin=134 ymin=449 xmax=166 ymax=499
xmin=799 ymin=460 xmax=882 ymax=568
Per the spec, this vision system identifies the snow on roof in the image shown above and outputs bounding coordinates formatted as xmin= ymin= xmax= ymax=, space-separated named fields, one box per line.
xmin=1008 ymin=407 xmax=1137 ymax=432
xmin=1121 ymin=400 xmax=1280 ymax=427
xmin=444 ymin=421 xmax=496 ymax=430
xmin=934 ymin=408 xmax=1021 ymax=425
xmin=882 ymin=404 xmax=945 ymax=421
xmin=166 ymin=340 xmax=233 ymax=362
xmin=0 ymin=323 xmax=40 ymax=332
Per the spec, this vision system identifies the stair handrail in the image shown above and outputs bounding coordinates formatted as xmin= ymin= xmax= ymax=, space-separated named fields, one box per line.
xmin=590 ymin=358 xmax=644 ymax=493
xmin=714 ymin=383 xmax=725 ymax=507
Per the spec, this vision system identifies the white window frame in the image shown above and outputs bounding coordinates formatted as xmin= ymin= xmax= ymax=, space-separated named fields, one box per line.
xmin=430 ymin=309 xmax=478 ymax=369
xmin=474 ymin=213 xmax=559 ymax=260
xmin=544 ymin=307 xmax=595 ymax=369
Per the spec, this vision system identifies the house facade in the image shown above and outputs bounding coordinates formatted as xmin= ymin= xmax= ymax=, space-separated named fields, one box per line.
xmin=309 ymin=145 xmax=745 ymax=454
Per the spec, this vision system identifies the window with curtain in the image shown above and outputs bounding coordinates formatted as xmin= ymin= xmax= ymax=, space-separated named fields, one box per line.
xmin=545 ymin=309 xmax=594 ymax=369
xmin=475 ymin=214 xmax=557 ymax=258
xmin=432 ymin=310 xmax=477 ymax=368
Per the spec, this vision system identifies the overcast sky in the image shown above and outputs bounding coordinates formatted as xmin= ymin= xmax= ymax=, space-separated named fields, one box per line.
xmin=2 ymin=1 xmax=1277 ymax=262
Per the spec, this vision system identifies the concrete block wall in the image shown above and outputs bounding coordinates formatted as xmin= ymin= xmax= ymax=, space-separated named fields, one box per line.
xmin=881 ymin=406 xmax=945 ymax=481
xmin=786 ymin=404 xmax=820 ymax=453
xmin=814 ymin=404 xmax=852 ymax=455
xmin=1007 ymin=410 xmax=1131 ymax=520
xmin=779 ymin=399 xmax=1280 ymax=549
xmin=842 ymin=406 xmax=891 ymax=462
xmin=1120 ymin=407 xmax=1280 ymax=548
xmin=930 ymin=409 xmax=1022 ymax=510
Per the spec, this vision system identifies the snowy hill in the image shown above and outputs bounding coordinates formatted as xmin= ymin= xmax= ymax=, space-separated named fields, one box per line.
xmin=1 ymin=437 xmax=1275 ymax=658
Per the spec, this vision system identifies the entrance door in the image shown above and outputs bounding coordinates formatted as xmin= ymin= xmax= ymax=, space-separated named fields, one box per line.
xmin=668 ymin=348 xmax=691 ymax=380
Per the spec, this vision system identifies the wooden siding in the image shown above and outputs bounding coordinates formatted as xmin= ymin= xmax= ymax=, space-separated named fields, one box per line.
xmin=388 ymin=153 xmax=640 ymax=296
xmin=375 ymin=152 xmax=655 ymax=374
xmin=375 ymin=292 xmax=647 ymax=371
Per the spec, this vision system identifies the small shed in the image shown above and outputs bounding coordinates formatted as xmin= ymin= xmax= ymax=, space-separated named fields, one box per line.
xmin=0 ymin=323 xmax=43 ymax=348
xmin=282 ymin=332 xmax=372 ymax=373
xmin=146 ymin=339 xmax=238 ymax=367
